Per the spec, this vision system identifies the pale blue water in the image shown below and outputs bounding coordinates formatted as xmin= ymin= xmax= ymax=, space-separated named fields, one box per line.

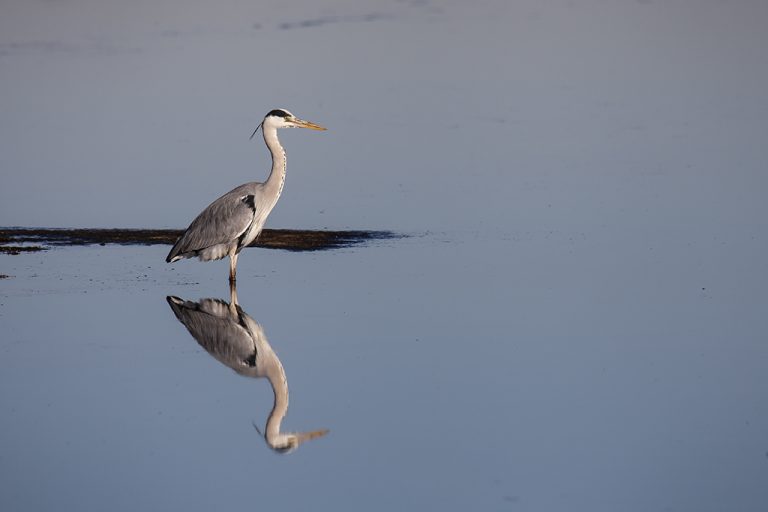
xmin=2 ymin=0 xmax=768 ymax=510
xmin=2 ymin=227 xmax=767 ymax=511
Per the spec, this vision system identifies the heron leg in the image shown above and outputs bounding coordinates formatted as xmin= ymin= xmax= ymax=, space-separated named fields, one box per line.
xmin=229 ymin=280 xmax=238 ymax=306
xmin=229 ymin=252 xmax=239 ymax=283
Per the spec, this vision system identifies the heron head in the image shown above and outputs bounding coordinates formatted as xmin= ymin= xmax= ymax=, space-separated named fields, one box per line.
xmin=251 ymin=108 xmax=326 ymax=139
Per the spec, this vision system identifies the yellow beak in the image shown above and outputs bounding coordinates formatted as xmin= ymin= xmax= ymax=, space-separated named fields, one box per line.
xmin=293 ymin=118 xmax=327 ymax=131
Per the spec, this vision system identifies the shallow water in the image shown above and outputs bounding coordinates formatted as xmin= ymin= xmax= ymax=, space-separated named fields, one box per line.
xmin=2 ymin=0 xmax=768 ymax=510
xmin=2 ymin=227 xmax=768 ymax=511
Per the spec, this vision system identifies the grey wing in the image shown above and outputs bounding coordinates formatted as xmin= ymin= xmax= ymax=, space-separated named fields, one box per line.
xmin=166 ymin=296 xmax=259 ymax=373
xmin=167 ymin=185 xmax=258 ymax=263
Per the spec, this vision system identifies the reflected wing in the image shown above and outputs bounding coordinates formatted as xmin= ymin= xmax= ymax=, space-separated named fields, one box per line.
xmin=166 ymin=296 xmax=258 ymax=371
xmin=166 ymin=185 xmax=258 ymax=262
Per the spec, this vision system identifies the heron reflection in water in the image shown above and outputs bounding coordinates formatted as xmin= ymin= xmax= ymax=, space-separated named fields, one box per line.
xmin=166 ymin=284 xmax=328 ymax=453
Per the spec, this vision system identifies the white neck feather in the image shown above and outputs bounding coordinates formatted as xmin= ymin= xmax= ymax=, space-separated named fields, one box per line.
xmin=262 ymin=124 xmax=287 ymax=202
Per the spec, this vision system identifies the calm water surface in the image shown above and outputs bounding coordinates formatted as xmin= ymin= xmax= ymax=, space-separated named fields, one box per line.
xmin=2 ymin=0 xmax=768 ymax=510
xmin=2 ymin=227 xmax=768 ymax=511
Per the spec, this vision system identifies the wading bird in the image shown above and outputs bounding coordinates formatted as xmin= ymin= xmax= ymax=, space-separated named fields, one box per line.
xmin=166 ymin=109 xmax=326 ymax=281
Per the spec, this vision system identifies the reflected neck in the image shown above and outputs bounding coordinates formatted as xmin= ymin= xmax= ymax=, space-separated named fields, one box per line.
xmin=264 ymin=358 xmax=289 ymax=444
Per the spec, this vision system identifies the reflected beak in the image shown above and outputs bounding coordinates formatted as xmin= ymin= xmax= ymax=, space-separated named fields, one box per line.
xmin=292 ymin=118 xmax=327 ymax=131
xmin=296 ymin=429 xmax=330 ymax=443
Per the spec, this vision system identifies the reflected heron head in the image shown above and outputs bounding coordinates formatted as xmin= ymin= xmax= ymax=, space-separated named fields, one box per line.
xmin=252 ymin=422 xmax=329 ymax=454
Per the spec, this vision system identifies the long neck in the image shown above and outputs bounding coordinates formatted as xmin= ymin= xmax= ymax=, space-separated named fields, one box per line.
xmin=262 ymin=125 xmax=287 ymax=203
xmin=264 ymin=356 xmax=289 ymax=444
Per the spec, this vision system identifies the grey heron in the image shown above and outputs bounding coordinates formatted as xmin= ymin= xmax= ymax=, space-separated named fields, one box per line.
xmin=166 ymin=109 xmax=326 ymax=281
xmin=166 ymin=283 xmax=329 ymax=454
